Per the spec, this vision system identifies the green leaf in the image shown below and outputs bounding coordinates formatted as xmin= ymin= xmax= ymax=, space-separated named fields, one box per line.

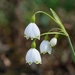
xmin=50 ymin=8 xmax=62 ymax=25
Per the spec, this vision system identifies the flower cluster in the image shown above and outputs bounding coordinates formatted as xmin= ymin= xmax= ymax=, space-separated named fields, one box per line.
xmin=24 ymin=23 xmax=57 ymax=65
xmin=23 ymin=8 xmax=75 ymax=63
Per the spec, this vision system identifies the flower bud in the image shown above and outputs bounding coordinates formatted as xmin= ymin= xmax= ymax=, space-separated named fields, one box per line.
xmin=50 ymin=38 xmax=57 ymax=47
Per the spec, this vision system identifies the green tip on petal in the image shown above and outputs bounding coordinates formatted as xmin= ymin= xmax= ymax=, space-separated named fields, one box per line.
xmin=40 ymin=62 xmax=42 ymax=64
xmin=37 ymin=36 xmax=40 ymax=40
xmin=50 ymin=44 xmax=53 ymax=47
xmin=42 ymin=52 xmax=46 ymax=54
xmin=48 ymin=52 xmax=51 ymax=54
xmin=31 ymin=37 xmax=34 ymax=40
xmin=28 ymin=62 xmax=32 ymax=65
xmin=36 ymin=61 xmax=39 ymax=64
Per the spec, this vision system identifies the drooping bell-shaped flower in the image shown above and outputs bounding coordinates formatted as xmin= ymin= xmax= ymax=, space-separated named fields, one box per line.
xmin=40 ymin=40 xmax=52 ymax=54
xmin=26 ymin=48 xmax=42 ymax=65
xmin=24 ymin=23 xmax=40 ymax=40
xmin=50 ymin=37 xmax=57 ymax=47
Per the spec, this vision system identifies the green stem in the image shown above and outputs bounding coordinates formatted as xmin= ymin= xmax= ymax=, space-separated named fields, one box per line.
xmin=41 ymin=32 xmax=65 ymax=36
xmin=67 ymin=36 xmax=75 ymax=62
xmin=34 ymin=11 xmax=62 ymax=28
xmin=33 ymin=10 xmax=75 ymax=62
xmin=34 ymin=11 xmax=68 ymax=36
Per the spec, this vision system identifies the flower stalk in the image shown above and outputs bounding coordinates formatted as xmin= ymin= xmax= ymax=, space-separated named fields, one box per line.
xmin=67 ymin=36 xmax=75 ymax=62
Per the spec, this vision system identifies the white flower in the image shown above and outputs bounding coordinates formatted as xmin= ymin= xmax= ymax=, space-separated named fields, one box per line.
xmin=26 ymin=48 xmax=42 ymax=65
xmin=50 ymin=38 xmax=57 ymax=47
xmin=40 ymin=40 xmax=52 ymax=54
xmin=24 ymin=23 xmax=40 ymax=40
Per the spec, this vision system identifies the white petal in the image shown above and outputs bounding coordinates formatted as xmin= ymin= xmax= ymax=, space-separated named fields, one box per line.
xmin=25 ymin=48 xmax=42 ymax=65
xmin=31 ymin=49 xmax=41 ymax=64
xmin=40 ymin=40 xmax=52 ymax=54
xmin=24 ymin=23 xmax=40 ymax=40
xmin=31 ymin=24 xmax=40 ymax=39
xmin=24 ymin=23 xmax=32 ymax=37
xmin=25 ymin=23 xmax=35 ymax=38
xmin=47 ymin=48 xmax=52 ymax=54
xmin=40 ymin=40 xmax=49 ymax=53
xmin=26 ymin=49 xmax=33 ymax=64
xmin=50 ymin=38 xmax=57 ymax=47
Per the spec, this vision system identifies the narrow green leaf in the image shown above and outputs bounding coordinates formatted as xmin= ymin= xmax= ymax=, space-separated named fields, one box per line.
xmin=50 ymin=8 xmax=63 ymax=25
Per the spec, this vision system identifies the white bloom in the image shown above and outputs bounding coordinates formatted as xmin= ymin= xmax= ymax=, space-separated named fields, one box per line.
xmin=24 ymin=23 xmax=40 ymax=40
xmin=40 ymin=40 xmax=52 ymax=54
xmin=26 ymin=48 xmax=42 ymax=65
xmin=50 ymin=38 xmax=57 ymax=47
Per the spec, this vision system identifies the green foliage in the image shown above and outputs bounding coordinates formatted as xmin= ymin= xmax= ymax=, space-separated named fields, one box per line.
xmin=63 ymin=0 xmax=75 ymax=11
xmin=42 ymin=0 xmax=59 ymax=9
xmin=0 ymin=10 xmax=8 ymax=27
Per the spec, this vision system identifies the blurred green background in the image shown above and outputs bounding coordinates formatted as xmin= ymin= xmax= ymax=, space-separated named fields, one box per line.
xmin=0 ymin=0 xmax=75 ymax=75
